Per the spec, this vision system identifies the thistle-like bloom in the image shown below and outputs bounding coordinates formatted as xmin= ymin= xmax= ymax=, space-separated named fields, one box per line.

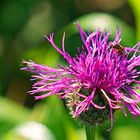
xmin=22 ymin=23 xmax=140 ymax=127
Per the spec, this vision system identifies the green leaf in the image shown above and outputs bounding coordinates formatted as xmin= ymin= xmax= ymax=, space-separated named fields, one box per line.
xmin=60 ymin=12 xmax=136 ymax=47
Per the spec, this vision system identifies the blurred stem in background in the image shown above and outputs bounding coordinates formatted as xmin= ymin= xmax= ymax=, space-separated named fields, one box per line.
xmin=128 ymin=0 xmax=140 ymax=40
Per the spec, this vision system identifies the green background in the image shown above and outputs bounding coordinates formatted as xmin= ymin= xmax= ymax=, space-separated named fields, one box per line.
xmin=0 ymin=0 xmax=140 ymax=139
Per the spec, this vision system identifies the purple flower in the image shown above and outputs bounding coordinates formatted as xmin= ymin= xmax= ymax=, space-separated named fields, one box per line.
xmin=22 ymin=23 xmax=140 ymax=127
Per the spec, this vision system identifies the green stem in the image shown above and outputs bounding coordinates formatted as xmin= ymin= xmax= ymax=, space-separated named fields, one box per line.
xmin=85 ymin=125 xmax=96 ymax=140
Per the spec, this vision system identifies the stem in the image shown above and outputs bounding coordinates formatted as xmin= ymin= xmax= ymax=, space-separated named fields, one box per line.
xmin=85 ymin=124 xmax=96 ymax=140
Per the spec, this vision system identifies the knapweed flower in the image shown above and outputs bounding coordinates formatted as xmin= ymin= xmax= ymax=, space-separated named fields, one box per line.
xmin=22 ymin=23 xmax=140 ymax=127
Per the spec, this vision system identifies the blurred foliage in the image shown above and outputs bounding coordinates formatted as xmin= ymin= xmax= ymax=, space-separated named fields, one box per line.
xmin=128 ymin=0 xmax=140 ymax=40
xmin=0 ymin=0 xmax=140 ymax=140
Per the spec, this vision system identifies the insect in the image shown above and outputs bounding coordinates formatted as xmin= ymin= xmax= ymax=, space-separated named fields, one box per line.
xmin=110 ymin=44 xmax=124 ymax=55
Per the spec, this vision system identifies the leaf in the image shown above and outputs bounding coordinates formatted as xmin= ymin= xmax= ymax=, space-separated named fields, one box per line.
xmin=59 ymin=12 xmax=136 ymax=50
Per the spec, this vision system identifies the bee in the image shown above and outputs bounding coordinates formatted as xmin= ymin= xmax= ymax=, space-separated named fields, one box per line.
xmin=110 ymin=44 xmax=124 ymax=55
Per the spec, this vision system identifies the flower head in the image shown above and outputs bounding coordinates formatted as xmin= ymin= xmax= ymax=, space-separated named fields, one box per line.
xmin=22 ymin=23 xmax=140 ymax=127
